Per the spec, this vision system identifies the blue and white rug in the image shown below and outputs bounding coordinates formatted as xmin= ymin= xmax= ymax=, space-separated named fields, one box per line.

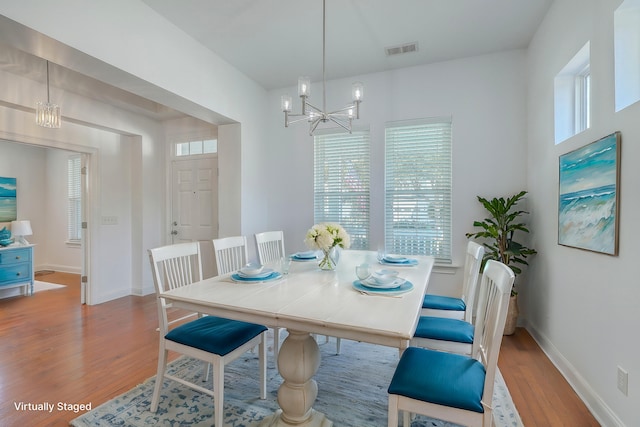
xmin=71 ymin=338 xmax=523 ymax=426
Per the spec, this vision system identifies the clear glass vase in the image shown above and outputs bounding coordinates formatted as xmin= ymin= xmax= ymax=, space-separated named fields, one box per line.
xmin=318 ymin=246 xmax=340 ymax=270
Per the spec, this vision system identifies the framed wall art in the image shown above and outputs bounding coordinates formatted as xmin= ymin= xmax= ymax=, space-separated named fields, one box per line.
xmin=558 ymin=132 xmax=621 ymax=255
xmin=0 ymin=176 xmax=17 ymax=222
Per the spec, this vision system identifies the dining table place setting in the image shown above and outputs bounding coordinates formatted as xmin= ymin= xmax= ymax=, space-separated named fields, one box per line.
xmin=377 ymin=251 xmax=419 ymax=266
xmin=352 ymin=263 xmax=414 ymax=297
xmin=290 ymin=250 xmax=320 ymax=262
xmin=229 ymin=262 xmax=283 ymax=283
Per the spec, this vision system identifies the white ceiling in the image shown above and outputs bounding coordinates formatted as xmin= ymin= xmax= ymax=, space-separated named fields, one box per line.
xmin=142 ymin=0 xmax=554 ymax=90
xmin=0 ymin=1 xmax=553 ymax=124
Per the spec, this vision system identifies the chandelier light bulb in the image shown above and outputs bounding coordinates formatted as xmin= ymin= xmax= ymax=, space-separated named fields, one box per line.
xmin=281 ymin=95 xmax=292 ymax=112
xmin=352 ymin=82 xmax=363 ymax=101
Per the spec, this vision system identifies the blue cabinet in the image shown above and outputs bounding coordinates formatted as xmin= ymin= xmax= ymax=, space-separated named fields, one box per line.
xmin=0 ymin=245 xmax=34 ymax=296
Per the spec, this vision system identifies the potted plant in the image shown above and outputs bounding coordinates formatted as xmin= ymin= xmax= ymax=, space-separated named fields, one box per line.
xmin=465 ymin=190 xmax=537 ymax=335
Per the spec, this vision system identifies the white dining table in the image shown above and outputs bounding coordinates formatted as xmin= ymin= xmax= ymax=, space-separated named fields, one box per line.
xmin=159 ymin=249 xmax=434 ymax=427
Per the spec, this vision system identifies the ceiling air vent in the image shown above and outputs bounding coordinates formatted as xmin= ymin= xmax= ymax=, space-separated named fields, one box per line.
xmin=385 ymin=42 xmax=419 ymax=57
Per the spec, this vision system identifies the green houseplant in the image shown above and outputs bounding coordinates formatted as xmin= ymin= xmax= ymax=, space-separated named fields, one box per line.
xmin=465 ymin=190 xmax=537 ymax=334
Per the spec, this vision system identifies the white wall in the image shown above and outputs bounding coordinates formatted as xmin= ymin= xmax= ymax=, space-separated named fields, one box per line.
xmin=525 ymin=0 xmax=639 ymax=425
xmin=264 ymin=50 xmax=530 ymax=295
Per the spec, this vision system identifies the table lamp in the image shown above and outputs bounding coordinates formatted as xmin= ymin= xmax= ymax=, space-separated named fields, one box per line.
xmin=11 ymin=220 xmax=33 ymax=245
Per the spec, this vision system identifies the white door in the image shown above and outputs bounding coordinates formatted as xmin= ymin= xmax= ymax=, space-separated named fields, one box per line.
xmin=171 ymin=157 xmax=218 ymax=244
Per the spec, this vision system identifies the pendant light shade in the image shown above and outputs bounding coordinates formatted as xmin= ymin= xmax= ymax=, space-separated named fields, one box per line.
xmin=36 ymin=60 xmax=61 ymax=128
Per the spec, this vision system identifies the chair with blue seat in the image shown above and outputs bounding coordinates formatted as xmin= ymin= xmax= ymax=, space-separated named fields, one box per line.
xmin=148 ymin=242 xmax=268 ymax=427
xmin=411 ymin=241 xmax=485 ymax=355
xmin=422 ymin=241 xmax=484 ymax=321
xmin=388 ymin=260 xmax=514 ymax=427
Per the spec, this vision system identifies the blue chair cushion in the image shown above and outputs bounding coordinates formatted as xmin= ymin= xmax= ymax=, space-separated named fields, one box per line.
xmin=388 ymin=347 xmax=486 ymax=413
xmin=165 ymin=316 xmax=267 ymax=356
xmin=414 ymin=316 xmax=474 ymax=344
xmin=422 ymin=294 xmax=466 ymax=311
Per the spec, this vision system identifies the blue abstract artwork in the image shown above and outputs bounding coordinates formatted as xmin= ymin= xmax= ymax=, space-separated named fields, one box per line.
xmin=559 ymin=132 xmax=620 ymax=255
xmin=0 ymin=177 xmax=17 ymax=222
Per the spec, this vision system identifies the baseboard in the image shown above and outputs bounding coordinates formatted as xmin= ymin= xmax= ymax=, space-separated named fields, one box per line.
xmin=523 ymin=320 xmax=626 ymax=427
xmin=36 ymin=264 xmax=82 ymax=275
xmin=131 ymin=283 xmax=155 ymax=297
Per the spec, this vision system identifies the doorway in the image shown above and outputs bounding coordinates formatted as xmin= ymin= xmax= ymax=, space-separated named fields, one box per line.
xmin=0 ymin=139 xmax=90 ymax=304
xmin=171 ymin=156 xmax=218 ymax=277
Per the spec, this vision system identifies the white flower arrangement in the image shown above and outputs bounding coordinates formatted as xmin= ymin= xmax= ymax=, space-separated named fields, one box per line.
xmin=305 ymin=223 xmax=351 ymax=252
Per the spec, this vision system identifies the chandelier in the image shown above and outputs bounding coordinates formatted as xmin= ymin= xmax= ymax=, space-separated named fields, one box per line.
xmin=281 ymin=0 xmax=363 ymax=135
xmin=36 ymin=60 xmax=61 ymax=128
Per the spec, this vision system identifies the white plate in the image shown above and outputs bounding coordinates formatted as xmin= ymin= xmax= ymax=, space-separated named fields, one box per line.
xmin=237 ymin=268 xmax=273 ymax=279
xmin=361 ymin=277 xmax=406 ymax=289
xmin=291 ymin=251 xmax=318 ymax=261
xmin=294 ymin=251 xmax=317 ymax=259
xmin=383 ymin=255 xmax=409 ymax=263
xmin=231 ymin=271 xmax=282 ymax=283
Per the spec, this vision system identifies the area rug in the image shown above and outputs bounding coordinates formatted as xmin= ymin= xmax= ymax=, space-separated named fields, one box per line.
xmin=33 ymin=280 xmax=66 ymax=292
xmin=71 ymin=339 xmax=523 ymax=427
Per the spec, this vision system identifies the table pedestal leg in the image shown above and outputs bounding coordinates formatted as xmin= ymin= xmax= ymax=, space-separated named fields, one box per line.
xmin=260 ymin=330 xmax=332 ymax=427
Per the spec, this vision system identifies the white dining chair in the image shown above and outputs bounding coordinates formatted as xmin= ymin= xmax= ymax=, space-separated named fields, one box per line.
xmin=410 ymin=241 xmax=485 ymax=355
xmin=255 ymin=230 xmax=286 ymax=265
xmin=421 ymin=241 xmax=484 ymax=321
xmin=388 ymin=260 xmax=514 ymax=427
xmin=410 ymin=252 xmax=487 ymax=356
xmin=254 ymin=230 xmax=341 ymax=356
xmin=213 ymin=235 xmax=249 ymax=275
xmin=254 ymin=230 xmax=287 ymax=358
xmin=148 ymin=242 xmax=267 ymax=427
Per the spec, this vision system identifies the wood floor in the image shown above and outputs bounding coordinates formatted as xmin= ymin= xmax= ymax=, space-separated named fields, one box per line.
xmin=0 ymin=272 xmax=599 ymax=426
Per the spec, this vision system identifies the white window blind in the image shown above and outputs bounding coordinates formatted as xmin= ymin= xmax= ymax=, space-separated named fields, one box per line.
xmin=314 ymin=130 xmax=370 ymax=249
xmin=67 ymin=155 xmax=82 ymax=242
xmin=385 ymin=118 xmax=452 ymax=262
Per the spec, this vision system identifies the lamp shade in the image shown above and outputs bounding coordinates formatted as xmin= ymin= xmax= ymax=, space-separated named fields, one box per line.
xmin=11 ymin=220 xmax=33 ymax=245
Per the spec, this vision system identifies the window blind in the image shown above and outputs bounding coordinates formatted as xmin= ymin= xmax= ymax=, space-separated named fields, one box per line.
xmin=314 ymin=130 xmax=370 ymax=249
xmin=67 ymin=155 xmax=82 ymax=242
xmin=385 ymin=118 xmax=452 ymax=262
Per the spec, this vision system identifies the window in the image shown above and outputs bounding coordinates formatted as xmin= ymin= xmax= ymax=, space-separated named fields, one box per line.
xmin=385 ymin=118 xmax=452 ymax=263
xmin=176 ymin=139 xmax=217 ymax=156
xmin=575 ymin=64 xmax=591 ymax=131
xmin=313 ymin=130 xmax=370 ymax=249
xmin=67 ymin=155 xmax=82 ymax=243
xmin=554 ymin=42 xmax=591 ymax=144
xmin=615 ymin=0 xmax=640 ymax=111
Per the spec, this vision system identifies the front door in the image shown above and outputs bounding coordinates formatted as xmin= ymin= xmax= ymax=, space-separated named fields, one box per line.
xmin=171 ymin=157 xmax=218 ymax=244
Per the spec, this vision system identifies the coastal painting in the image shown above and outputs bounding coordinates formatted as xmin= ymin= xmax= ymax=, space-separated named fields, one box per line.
xmin=558 ymin=132 xmax=620 ymax=255
xmin=0 ymin=177 xmax=17 ymax=222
